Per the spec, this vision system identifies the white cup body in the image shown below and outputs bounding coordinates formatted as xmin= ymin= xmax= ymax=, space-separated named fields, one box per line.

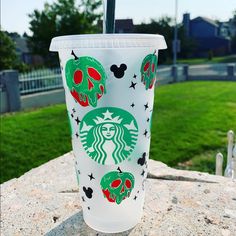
xmin=50 ymin=34 xmax=166 ymax=233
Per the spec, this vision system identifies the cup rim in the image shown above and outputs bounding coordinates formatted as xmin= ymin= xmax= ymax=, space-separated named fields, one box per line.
xmin=49 ymin=33 xmax=167 ymax=51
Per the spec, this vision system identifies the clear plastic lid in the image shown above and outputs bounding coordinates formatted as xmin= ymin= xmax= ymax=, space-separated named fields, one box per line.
xmin=49 ymin=34 xmax=167 ymax=51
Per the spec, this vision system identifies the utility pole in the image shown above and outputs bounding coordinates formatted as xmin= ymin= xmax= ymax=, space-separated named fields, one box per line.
xmin=173 ymin=0 xmax=178 ymax=65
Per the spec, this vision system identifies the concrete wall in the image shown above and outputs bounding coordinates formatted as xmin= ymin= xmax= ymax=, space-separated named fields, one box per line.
xmin=0 ymin=89 xmax=8 ymax=113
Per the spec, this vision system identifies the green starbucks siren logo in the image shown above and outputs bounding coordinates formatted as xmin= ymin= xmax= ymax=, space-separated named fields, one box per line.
xmin=65 ymin=51 xmax=107 ymax=107
xmin=79 ymin=107 xmax=139 ymax=165
xmin=100 ymin=170 xmax=135 ymax=204
xmin=140 ymin=52 xmax=158 ymax=90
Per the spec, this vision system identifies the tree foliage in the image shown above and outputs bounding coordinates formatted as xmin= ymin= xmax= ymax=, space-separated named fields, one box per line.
xmin=134 ymin=17 xmax=173 ymax=63
xmin=0 ymin=31 xmax=18 ymax=70
xmin=28 ymin=0 xmax=102 ymax=66
xmin=134 ymin=17 xmax=197 ymax=63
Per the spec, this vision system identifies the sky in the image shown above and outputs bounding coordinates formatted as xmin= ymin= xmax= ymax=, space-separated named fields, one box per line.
xmin=1 ymin=0 xmax=235 ymax=36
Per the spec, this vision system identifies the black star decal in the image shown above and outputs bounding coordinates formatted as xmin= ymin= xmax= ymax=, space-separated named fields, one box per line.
xmin=143 ymin=129 xmax=148 ymax=137
xmin=88 ymin=173 xmax=95 ymax=181
xmin=133 ymin=74 xmax=137 ymax=79
xmin=82 ymin=196 xmax=85 ymax=202
xmin=75 ymin=117 xmax=80 ymax=125
xmin=88 ymin=207 xmax=90 ymax=210
xmin=129 ymin=81 xmax=137 ymax=90
xmin=134 ymin=196 xmax=137 ymax=200
xmin=72 ymin=108 xmax=76 ymax=113
xmin=75 ymin=132 xmax=79 ymax=138
xmin=144 ymin=103 xmax=149 ymax=110
xmin=71 ymin=113 xmax=74 ymax=118
xmin=141 ymin=170 xmax=145 ymax=176
xmin=131 ymin=103 xmax=135 ymax=108
xmin=147 ymin=118 xmax=150 ymax=122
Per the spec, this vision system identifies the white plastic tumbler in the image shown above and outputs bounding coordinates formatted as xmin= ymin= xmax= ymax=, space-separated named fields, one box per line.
xmin=50 ymin=34 xmax=166 ymax=233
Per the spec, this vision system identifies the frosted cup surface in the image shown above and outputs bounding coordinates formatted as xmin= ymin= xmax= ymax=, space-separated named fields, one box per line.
xmin=50 ymin=34 xmax=167 ymax=233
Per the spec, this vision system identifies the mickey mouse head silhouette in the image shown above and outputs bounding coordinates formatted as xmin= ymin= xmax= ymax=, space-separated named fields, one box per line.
xmin=110 ymin=64 xmax=127 ymax=79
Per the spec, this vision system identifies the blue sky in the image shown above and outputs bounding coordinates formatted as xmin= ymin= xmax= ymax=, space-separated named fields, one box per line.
xmin=1 ymin=0 xmax=236 ymax=35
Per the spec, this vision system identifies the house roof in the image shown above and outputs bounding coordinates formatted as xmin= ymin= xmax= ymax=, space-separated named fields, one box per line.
xmin=192 ymin=17 xmax=218 ymax=27
xmin=115 ymin=19 xmax=134 ymax=33
xmin=115 ymin=19 xmax=134 ymax=29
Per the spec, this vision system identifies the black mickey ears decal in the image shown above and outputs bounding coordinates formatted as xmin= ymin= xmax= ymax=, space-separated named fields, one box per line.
xmin=110 ymin=64 xmax=127 ymax=78
xmin=138 ymin=152 xmax=146 ymax=166
xmin=83 ymin=187 xmax=93 ymax=199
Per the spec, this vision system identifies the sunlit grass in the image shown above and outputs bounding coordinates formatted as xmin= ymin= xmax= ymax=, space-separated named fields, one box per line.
xmin=1 ymin=81 xmax=236 ymax=183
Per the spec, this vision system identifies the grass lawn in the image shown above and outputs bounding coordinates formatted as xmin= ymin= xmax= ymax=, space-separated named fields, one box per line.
xmin=1 ymin=81 xmax=236 ymax=183
xmin=177 ymin=54 xmax=236 ymax=65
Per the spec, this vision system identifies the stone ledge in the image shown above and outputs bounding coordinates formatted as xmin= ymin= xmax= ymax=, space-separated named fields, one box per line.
xmin=1 ymin=152 xmax=236 ymax=236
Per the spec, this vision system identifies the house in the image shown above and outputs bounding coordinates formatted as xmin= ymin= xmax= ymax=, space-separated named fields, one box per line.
xmin=115 ymin=19 xmax=134 ymax=33
xmin=182 ymin=13 xmax=231 ymax=57
xmin=98 ymin=19 xmax=134 ymax=33
xmin=228 ymin=17 xmax=236 ymax=37
xmin=9 ymin=34 xmax=44 ymax=66
xmin=14 ymin=37 xmax=32 ymax=64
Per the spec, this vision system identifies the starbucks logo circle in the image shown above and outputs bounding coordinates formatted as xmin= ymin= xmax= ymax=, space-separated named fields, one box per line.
xmin=79 ymin=107 xmax=139 ymax=165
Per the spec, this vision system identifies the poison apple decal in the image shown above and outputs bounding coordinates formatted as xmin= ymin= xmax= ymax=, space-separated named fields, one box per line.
xmin=100 ymin=169 xmax=135 ymax=204
xmin=137 ymin=152 xmax=147 ymax=166
xmin=83 ymin=186 xmax=93 ymax=199
xmin=65 ymin=51 xmax=107 ymax=107
xmin=140 ymin=52 xmax=158 ymax=90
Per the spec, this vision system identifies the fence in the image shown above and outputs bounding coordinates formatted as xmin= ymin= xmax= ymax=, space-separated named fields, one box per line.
xmin=0 ymin=63 xmax=235 ymax=113
xmin=18 ymin=63 xmax=236 ymax=95
xmin=156 ymin=63 xmax=235 ymax=84
xmin=19 ymin=68 xmax=63 ymax=95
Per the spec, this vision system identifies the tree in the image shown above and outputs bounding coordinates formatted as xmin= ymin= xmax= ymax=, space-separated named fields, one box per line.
xmin=177 ymin=26 xmax=197 ymax=59
xmin=0 ymin=31 xmax=18 ymax=70
xmin=28 ymin=0 xmax=102 ymax=66
xmin=134 ymin=17 xmax=173 ymax=64
xmin=134 ymin=17 xmax=198 ymax=63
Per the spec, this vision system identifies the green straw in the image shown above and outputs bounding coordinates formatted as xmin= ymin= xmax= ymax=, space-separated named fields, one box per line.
xmin=103 ymin=0 xmax=116 ymax=33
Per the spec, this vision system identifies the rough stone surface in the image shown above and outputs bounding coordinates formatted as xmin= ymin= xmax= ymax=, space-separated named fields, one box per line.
xmin=1 ymin=152 xmax=236 ymax=236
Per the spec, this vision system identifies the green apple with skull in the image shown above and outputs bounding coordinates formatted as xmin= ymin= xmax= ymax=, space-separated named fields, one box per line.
xmin=100 ymin=170 xmax=135 ymax=204
xmin=65 ymin=53 xmax=107 ymax=107
xmin=140 ymin=53 xmax=158 ymax=90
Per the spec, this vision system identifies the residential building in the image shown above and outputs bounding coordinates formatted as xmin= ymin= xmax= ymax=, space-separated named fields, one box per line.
xmin=182 ymin=13 xmax=231 ymax=57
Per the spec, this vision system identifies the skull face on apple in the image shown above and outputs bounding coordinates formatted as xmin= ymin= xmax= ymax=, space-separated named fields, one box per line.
xmin=65 ymin=53 xmax=107 ymax=107
xmin=140 ymin=53 xmax=158 ymax=90
xmin=100 ymin=170 xmax=135 ymax=204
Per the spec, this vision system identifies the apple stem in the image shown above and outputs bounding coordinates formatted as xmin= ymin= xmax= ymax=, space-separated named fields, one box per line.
xmin=71 ymin=50 xmax=78 ymax=60
xmin=117 ymin=167 xmax=122 ymax=173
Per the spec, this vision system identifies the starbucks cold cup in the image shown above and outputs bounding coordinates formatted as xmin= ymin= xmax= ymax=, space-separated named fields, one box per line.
xmin=50 ymin=34 xmax=167 ymax=233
